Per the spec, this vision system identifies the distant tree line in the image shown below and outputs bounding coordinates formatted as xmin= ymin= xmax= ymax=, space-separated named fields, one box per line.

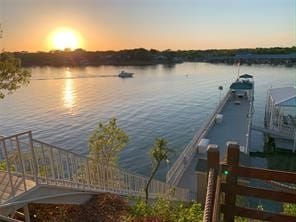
xmin=9 ymin=46 xmax=296 ymax=67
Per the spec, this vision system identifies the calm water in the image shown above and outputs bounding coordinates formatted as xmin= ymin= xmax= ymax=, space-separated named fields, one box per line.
xmin=0 ymin=63 xmax=294 ymax=179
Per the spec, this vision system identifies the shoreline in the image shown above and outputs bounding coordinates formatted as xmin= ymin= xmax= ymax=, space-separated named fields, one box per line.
xmin=20 ymin=60 xmax=296 ymax=68
xmin=4 ymin=47 xmax=295 ymax=67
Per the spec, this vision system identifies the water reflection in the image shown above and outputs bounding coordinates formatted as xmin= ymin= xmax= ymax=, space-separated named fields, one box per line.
xmin=63 ymin=69 xmax=76 ymax=112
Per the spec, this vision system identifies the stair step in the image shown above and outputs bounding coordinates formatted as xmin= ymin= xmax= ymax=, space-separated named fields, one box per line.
xmin=0 ymin=171 xmax=36 ymax=204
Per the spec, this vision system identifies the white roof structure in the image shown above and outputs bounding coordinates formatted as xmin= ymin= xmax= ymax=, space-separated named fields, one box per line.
xmin=269 ymin=87 xmax=296 ymax=107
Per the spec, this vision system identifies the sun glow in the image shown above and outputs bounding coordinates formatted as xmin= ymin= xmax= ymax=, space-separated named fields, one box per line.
xmin=49 ymin=27 xmax=83 ymax=50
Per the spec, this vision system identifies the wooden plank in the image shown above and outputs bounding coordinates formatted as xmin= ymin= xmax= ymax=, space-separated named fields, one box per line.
xmin=222 ymin=164 xmax=296 ymax=183
xmin=221 ymin=183 xmax=296 ymax=204
xmin=221 ymin=204 xmax=296 ymax=222
xmin=224 ymin=143 xmax=240 ymax=222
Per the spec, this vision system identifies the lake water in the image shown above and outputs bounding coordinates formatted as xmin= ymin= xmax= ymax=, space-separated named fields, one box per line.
xmin=0 ymin=63 xmax=294 ymax=179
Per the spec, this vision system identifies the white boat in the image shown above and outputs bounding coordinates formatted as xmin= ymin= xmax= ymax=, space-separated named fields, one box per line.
xmin=118 ymin=71 xmax=134 ymax=78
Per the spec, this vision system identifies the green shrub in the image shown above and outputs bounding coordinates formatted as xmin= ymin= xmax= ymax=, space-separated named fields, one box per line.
xmin=0 ymin=160 xmax=7 ymax=170
xmin=123 ymin=197 xmax=203 ymax=222
xmin=284 ymin=203 xmax=296 ymax=216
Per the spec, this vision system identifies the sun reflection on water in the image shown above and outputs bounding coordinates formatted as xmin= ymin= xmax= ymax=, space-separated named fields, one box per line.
xmin=63 ymin=69 xmax=76 ymax=113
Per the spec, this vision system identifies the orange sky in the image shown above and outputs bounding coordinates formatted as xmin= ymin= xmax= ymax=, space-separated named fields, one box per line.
xmin=0 ymin=0 xmax=295 ymax=52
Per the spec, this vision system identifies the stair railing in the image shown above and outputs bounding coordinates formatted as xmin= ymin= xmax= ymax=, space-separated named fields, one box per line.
xmin=0 ymin=131 xmax=191 ymax=203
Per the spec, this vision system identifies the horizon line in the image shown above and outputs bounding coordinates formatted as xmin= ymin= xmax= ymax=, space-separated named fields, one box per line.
xmin=3 ymin=44 xmax=296 ymax=53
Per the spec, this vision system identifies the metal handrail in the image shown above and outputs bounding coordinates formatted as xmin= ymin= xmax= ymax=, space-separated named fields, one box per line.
xmin=166 ymin=91 xmax=231 ymax=185
xmin=0 ymin=132 xmax=191 ymax=204
xmin=0 ymin=215 xmax=22 ymax=222
xmin=0 ymin=131 xmax=31 ymax=140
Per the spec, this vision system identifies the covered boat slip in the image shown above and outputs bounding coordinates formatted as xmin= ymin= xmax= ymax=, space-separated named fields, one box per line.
xmin=172 ymin=74 xmax=254 ymax=196
xmin=265 ymin=86 xmax=296 ymax=137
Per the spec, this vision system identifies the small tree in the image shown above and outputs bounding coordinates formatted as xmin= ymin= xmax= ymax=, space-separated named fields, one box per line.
xmin=0 ymin=53 xmax=31 ymax=99
xmin=144 ymin=138 xmax=169 ymax=204
xmin=88 ymin=118 xmax=129 ymax=167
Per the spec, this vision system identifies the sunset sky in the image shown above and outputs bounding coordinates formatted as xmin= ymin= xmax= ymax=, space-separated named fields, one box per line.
xmin=0 ymin=0 xmax=295 ymax=52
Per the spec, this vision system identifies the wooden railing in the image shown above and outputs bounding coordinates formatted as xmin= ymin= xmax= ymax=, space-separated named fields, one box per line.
xmin=166 ymin=91 xmax=231 ymax=185
xmin=0 ymin=131 xmax=191 ymax=203
xmin=204 ymin=142 xmax=296 ymax=222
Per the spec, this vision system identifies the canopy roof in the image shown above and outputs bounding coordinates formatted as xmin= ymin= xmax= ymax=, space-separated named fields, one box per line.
xmin=269 ymin=87 xmax=296 ymax=107
xmin=230 ymin=81 xmax=253 ymax=90
xmin=239 ymin=74 xmax=253 ymax=79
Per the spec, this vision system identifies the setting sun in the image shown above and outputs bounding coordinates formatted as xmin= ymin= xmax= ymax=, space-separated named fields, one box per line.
xmin=49 ymin=27 xmax=83 ymax=50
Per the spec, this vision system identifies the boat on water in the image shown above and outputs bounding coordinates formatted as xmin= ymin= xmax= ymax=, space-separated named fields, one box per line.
xmin=118 ymin=71 xmax=134 ymax=78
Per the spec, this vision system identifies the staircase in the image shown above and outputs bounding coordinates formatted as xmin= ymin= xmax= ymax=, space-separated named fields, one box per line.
xmin=0 ymin=171 xmax=35 ymax=203
xmin=0 ymin=131 xmax=192 ymax=219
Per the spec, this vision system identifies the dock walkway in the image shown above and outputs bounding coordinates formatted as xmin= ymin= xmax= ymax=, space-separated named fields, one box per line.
xmin=178 ymin=96 xmax=252 ymax=192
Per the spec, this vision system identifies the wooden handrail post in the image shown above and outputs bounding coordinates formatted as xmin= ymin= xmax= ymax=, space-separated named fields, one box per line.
xmin=203 ymin=144 xmax=220 ymax=222
xmin=207 ymin=144 xmax=220 ymax=171
xmin=224 ymin=141 xmax=240 ymax=222
xmin=24 ymin=204 xmax=31 ymax=222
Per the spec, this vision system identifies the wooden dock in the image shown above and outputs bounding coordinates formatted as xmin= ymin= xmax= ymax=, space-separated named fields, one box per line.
xmin=166 ymin=75 xmax=255 ymax=202
xmin=167 ymin=96 xmax=253 ymax=200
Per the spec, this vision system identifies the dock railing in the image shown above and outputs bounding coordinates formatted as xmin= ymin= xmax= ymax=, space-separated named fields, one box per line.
xmin=203 ymin=142 xmax=296 ymax=222
xmin=0 ymin=131 xmax=191 ymax=204
xmin=166 ymin=90 xmax=231 ymax=185
xmin=244 ymin=93 xmax=254 ymax=154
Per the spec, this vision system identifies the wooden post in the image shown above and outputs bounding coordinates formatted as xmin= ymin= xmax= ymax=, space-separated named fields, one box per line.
xmin=203 ymin=144 xmax=220 ymax=222
xmin=24 ymin=204 xmax=31 ymax=222
xmin=207 ymin=144 xmax=220 ymax=171
xmin=224 ymin=142 xmax=240 ymax=222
